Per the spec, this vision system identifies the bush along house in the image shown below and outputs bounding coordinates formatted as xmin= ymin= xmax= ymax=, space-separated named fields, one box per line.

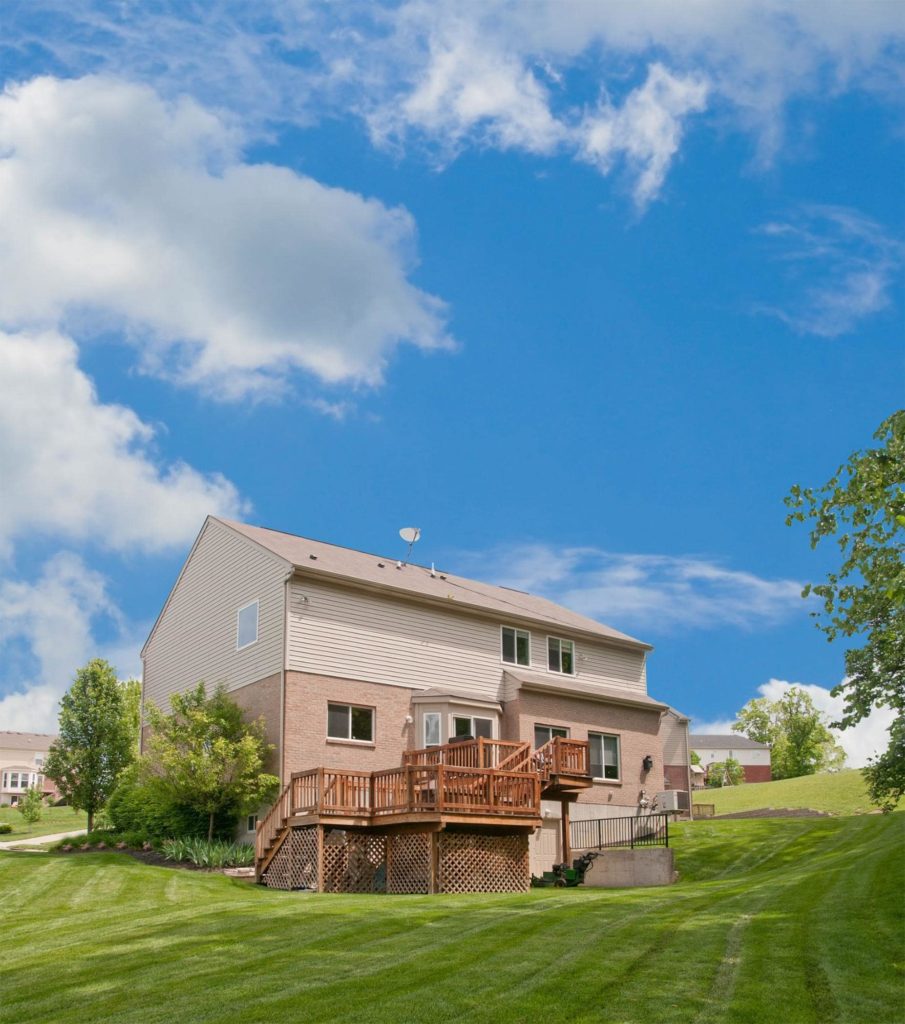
xmin=141 ymin=517 xmax=683 ymax=894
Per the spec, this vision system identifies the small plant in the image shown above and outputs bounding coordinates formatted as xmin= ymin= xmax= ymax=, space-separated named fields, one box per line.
xmin=161 ymin=837 xmax=255 ymax=869
xmin=0 ymin=822 xmax=12 ymax=834
xmin=17 ymin=787 xmax=44 ymax=830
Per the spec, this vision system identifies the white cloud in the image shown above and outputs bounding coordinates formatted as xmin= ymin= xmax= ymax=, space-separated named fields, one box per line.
xmin=0 ymin=553 xmax=142 ymax=733
xmin=579 ymin=63 xmax=708 ymax=207
xmin=8 ymin=3 xmax=904 ymax=207
xmin=756 ymin=205 xmax=905 ymax=337
xmin=0 ymin=75 xmax=452 ymax=400
xmin=0 ymin=329 xmax=244 ymax=555
xmin=467 ymin=543 xmax=803 ymax=632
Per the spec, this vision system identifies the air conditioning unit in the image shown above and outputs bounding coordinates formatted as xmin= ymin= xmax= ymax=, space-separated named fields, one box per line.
xmin=656 ymin=790 xmax=688 ymax=812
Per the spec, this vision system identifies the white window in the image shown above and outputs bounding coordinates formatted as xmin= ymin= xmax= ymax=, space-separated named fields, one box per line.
xmin=534 ymin=724 xmax=569 ymax=749
xmin=452 ymin=715 xmax=493 ymax=740
xmin=236 ymin=600 xmax=259 ymax=650
xmin=589 ymin=733 xmax=621 ymax=781
xmin=327 ymin=703 xmax=374 ymax=743
xmin=547 ymin=636 xmax=575 ymax=674
xmin=1 ymin=772 xmax=6 ymax=788
xmin=501 ymin=626 xmax=531 ymax=666
xmin=34 ymin=755 xmax=44 ymax=767
xmin=423 ymin=712 xmax=441 ymax=747
xmin=247 ymin=815 xmax=258 ymax=833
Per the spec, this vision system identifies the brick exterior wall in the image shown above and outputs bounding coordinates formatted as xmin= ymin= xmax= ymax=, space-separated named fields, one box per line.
xmin=229 ymin=673 xmax=282 ymax=776
xmin=283 ymin=671 xmax=416 ymax=777
xmin=742 ymin=764 xmax=772 ymax=783
xmin=663 ymin=764 xmax=691 ymax=791
xmin=502 ymin=691 xmax=665 ymax=812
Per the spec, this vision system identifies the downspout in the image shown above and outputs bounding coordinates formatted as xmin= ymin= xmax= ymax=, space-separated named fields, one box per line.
xmin=281 ymin=570 xmax=291 ymax=785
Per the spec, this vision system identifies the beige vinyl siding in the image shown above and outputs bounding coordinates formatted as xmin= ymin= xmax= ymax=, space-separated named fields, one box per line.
xmin=142 ymin=520 xmax=287 ymax=709
xmin=660 ymin=713 xmax=689 ymax=764
xmin=287 ymin=577 xmax=646 ymax=700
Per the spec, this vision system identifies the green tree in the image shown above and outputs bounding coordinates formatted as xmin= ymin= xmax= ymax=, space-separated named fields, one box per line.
xmin=17 ymin=787 xmax=43 ymax=831
xmin=144 ymin=683 xmax=280 ymax=841
xmin=690 ymin=749 xmax=701 ymax=767
xmin=863 ymin=715 xmax=905 ymax=813
xmin=785 ymin=411 xmax=904 ymax=806
xmin=44 ymin=659 xmax=136 ymax=832
xmin=706 ymin=758 xmax=744 ymax=787
xmin=733 ymin=687 xmax=845 ymax=779
xmin=121 ymin=678 xmax=142 ymax=756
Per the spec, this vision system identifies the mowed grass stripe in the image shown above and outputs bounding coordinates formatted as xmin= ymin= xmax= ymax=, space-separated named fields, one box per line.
xmin=1 ymin=814 xmax=902 ymax=1024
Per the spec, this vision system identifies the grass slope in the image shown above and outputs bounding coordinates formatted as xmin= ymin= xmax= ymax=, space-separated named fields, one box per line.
xmin=693 ymin=769 xmax=873 ymax=816
xmin=0 ymin=804 xmax=86 ymax=840
xmin=1 ymin=814 xmax=903 ymax=1024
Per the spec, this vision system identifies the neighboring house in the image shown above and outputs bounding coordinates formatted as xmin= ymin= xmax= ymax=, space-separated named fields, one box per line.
xmin=142 ymin=517 xmax=684 ymax=891
xmin=0 ymin=732 xmax=57 ymax=805
xmin=658 ymin=707 xmax=693 ymax=802
xmin=690 ymin=734 xmax=772 ymax=784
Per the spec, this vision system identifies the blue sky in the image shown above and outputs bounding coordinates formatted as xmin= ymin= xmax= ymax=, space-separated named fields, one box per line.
xmin=0 ymin=2 xmax=901 ymax=764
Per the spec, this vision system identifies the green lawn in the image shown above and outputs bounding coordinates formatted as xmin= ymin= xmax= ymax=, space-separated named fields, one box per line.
xmin=0 ymin=804 xmax=87 ymax=840
xmin=1 ymin=813 xmax=902 ymax=1024
xmin=693 ymin=769 xmax=874 ymax=816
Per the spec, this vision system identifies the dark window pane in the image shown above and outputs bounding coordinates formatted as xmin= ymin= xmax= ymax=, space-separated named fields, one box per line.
xmin=534 ymin=726 xmax=550 ymax=749
xmin=561 ymin=641 xmax=574 ymax=675
xmin=351 ymin=706 xmax=373 ymax=742
xmin=516 ymin=631 xmax=530 ymax=666
xmin=552 ymin=727 xmax=569 ymax=739
xmin=603 ymin=735 xmax=619 ymax=778
xmin=327 ymin=704 xmax=349 ymax=739
xmin=501 ymin=627 xmax=515 ymax=663
xmin=454 ymin=717 xmax=472 ymax=737
xmin=474 ymin=718 xmax=493 ymax=739
xmin=548 ymin=638 xmax=560 ymax=671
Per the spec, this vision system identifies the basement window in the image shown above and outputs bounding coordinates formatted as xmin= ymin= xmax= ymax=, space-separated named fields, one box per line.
xmin=236 ymin=600 xmax=259 ymax=650
xmin=327 ymin=703 xmax=375 ymax=743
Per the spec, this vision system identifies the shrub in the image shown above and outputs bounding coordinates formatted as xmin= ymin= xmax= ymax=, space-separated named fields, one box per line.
xmin=161 ymin=837 xmax=255 ymax=869
xmin=0 ymin=823 xmax=12 ymax=834
xmin=105 ymin=764 xmax=233 ymax=840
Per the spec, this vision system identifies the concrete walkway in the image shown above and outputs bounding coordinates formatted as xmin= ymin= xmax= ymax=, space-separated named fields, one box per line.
xmin=0 ymin=829 xmax=86 ymax=851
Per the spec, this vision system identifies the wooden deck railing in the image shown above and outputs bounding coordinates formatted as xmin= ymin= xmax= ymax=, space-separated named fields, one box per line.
xmin=531 ymin=737 xmax=590 ymax=781
xmin=402 ymin=737 xmax=530 ymax=771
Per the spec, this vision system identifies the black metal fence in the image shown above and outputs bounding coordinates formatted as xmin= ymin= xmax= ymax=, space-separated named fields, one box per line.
xmin=571 ymin=812 xmax=669 ymax=851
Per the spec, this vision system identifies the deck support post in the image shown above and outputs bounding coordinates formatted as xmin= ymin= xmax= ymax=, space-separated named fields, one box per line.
xmin=429 ymin=831 xmax=440 ymax=894
xmin=560 ymin=799 xmax=571 ymax=867
xmin=316 ymin=825 xmax=325 ymax=893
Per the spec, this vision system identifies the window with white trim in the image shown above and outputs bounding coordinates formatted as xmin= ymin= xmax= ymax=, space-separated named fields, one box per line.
xmin=547 ymin=636 xmax=575 ymax=674
xmin=236 ymin=600 xmax=259 ymax=650
xmin=423 ymin=712 xmax=441 ymax=747
xmin=452 ymin=715 xmax=493 ymax=740
xmin=501 ymin=626 xmax=531 ymax=666
xmin=589 ymin=733 xmax=620 ymax=780
xmin=327 ymin=703 xmax=374 ymax=743
xmin=533 ymin=724 xmax=569 ymax=749
xmin=247 ymin=815 xmax=258 ymax=833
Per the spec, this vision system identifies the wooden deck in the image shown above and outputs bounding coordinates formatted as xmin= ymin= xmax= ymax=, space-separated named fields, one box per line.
xmin=255 ymin=736 xmax=592 ymax=876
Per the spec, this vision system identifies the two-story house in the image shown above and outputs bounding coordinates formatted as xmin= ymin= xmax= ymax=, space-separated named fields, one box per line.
xmin=0 ymin=732 xmax=56 ymax=805
xmin=142 ymin=517 xmax=678 ymax=892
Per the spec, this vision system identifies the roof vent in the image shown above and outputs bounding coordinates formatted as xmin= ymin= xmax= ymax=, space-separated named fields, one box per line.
xmin=377 ymin=562 xmax=385 ymax=568
xmin=309 ymin=554 xmax=318 ymax=560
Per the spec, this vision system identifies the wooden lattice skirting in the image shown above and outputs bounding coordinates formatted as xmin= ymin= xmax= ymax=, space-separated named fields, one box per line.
xmin=262 ymin=826 xmax=318 ymax=891
xmin=438 ymin=831 xmax=529 ymax=894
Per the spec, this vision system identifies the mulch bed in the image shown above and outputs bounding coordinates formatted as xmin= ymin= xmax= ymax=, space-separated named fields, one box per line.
xmin=712 ymin=808 xmax=832 ymax=819
xmin=57 ymin=845 xmax=222 ymax=871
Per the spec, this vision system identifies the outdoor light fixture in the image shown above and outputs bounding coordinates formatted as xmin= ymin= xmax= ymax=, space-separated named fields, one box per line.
xmin=642 ymin=755 xmax=654 ymax=771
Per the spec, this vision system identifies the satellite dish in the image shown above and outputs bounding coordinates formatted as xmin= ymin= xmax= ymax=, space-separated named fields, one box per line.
xmin=398 ymin=527 xmax=421 ymax=565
